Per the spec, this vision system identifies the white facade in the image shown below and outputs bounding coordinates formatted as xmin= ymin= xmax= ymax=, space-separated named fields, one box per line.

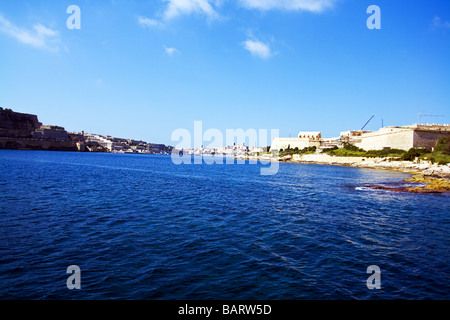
xmin=297 ymin=132 xmax=321 ymax=139
xmin=271 ymin=131 xmax=322 ymax=151
xmin=85 ymin=133 xmax=115 ymax=151
xmin=354 ymin=125 xmax=450 ymax=151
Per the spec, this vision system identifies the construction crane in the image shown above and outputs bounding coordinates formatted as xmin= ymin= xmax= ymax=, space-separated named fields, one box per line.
xmin=418 ymin=112 xmax=445 ymax=125
xmin=354 ymin=115 xmax=375 ymax=136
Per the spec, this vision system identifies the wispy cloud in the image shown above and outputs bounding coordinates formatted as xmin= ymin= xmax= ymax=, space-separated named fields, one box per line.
xmin=431 ymin=16 xmax=450 ymax=30
xmin=140 ymin=0 xmax=335 ymax=28
xmin=137 ymin=1 xmax=220 ymax=30
xmin=138 ymin=16 xmax=163 ymax=28
xmin=163 ymin=0 xmax=219 ymax=20
xmin=242 ymin=39 xmax=272 ymax=59
xmin=163 ymin=45 xmax=180 ymax=56
xmin=0 ymin=14 xmax=63 ymax=52
xmin=239 ymin=0 xmax=336 ymax=13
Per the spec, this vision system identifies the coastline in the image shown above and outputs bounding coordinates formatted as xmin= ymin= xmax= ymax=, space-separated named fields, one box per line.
xmin=289 ymin=153 xmax=450 ymax=179
xmin=240 ymin=153 xmax=449 ymax=177
xmin=241 ymin=153 xmax=450 ymax=193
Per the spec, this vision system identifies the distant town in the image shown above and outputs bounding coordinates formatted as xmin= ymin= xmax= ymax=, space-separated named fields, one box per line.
xmin=1 ymin=107 xmax=450 ymax=158
xmin=0 ymin=107 xmax=173 ymax=154
xmin=180 ymin=123 xmax=450 ymax=157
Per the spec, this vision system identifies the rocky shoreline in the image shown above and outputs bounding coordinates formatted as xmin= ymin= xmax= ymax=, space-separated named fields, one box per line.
xmin=243 ymin=153 xmax=450 ymax=194
xmin=288 ymin=153 xmax=450 ymax=179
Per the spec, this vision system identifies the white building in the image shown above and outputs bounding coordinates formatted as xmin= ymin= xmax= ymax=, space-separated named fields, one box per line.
xmin=353 ymin=124 xmax=450 ymax=151
xmin=271 ymin=132 xmax=321 ymax=151
xmin=85 ymin=133 xmax=115 ymax=151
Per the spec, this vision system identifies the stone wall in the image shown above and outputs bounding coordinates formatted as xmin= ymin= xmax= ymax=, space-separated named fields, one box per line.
xmin=271 ymin=138 xmax=321 ymax=151
xmin=355 ymin=126 xmax=450 ymax=151
xmin=355 ymin=127 xmax=414 ymax=151
xmin=413 ymin=130 xmax=450 ymax=150
xmin=32 ymin=128 xmax=70 ymax=141
xmin=0 ymin=138 xmax=77 ymax=151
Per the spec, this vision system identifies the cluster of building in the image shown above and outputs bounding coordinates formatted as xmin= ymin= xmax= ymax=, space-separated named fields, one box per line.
xmin=72 ymin=132 xmax=172 ymax=154
xmin=182 ymin=143 xmax=266 ymax=157
xmin=169 ymin=123 xmax=450 ymax=157
xmin=271 ymin=132 xmax=324 ymax=151
xmin=271 ymin=124 xmax=450 ymax=152
xmin=0 ymin=108 xmax=172 ymax=154
xmin=2 ymin=107 xmax=449 ymax=155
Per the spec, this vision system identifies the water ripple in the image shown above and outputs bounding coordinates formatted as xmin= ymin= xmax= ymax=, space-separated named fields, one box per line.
xmin=0 ymin=150 xmax=449 ymax=299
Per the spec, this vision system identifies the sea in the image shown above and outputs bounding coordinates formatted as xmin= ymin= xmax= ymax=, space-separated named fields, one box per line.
xmin=0 ymin=150 xmax=449 ymax=300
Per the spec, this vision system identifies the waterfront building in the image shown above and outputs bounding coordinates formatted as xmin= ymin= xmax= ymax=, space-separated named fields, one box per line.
xmin=85 ymin=133 xmax=115 ymax=151
xmin=353 ymin=124 xmax=450 ymax=151
xmin=271 ymin=132 xmax=322 ymax=151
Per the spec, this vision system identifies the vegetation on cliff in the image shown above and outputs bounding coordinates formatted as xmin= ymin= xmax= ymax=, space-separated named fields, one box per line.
xmin=279 ymin=146 xmax=317 ymax=157
xmin=401 ymin=138 xmax=450 ymax=165
xmin=322 ymin=139 xmax=450 ymax=165
xmin=430 ymin=137 xmax=450 ymax=165
xmin=323 ymin=143 xmax=405 ymax=158
xmin=401 ymin=148 xmax=431 ymax=161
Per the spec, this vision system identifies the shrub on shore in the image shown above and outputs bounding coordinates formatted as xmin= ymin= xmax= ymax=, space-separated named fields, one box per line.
xmin=398 ymin=141 xmax=449 ymax=164
xmin=290 ymin=138 xmax=450 ymax=165
xmin=279 ymin=146 xmax=316 ymax=156
xmin=401 ymin=148 xmax=431 ymax=161
xmin=434 ymin=137 xmax=450 ymax=154
xmin=325 ymin=143 xmax=367 ymax=157
xmin=366 ymin=148 xmax=404 ymax=157
xmin=322 ymin=146 xmax=338 ymax=153
xmin=430 ymin=153 xmax=450 ymax=165
xmin=429 ymin=137 xmax=450 ymax=164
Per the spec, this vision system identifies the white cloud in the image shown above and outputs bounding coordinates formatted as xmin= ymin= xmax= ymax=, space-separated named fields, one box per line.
xmin=137 ymin=1 xmax=220 ymax=30
xmin=239 ymin=0 xmax=336 ymax=13
xmin=163 ymin=45 xmax=180 ymax=56
xmin=138 ymin=16 xmax=162 ymax=28
xmin=139 ymin=0 xmax=335 ymax=28
xmin=0 ymin=14 xmax=63 ymax=52
xmin=163 ymin=0 xmax=219 ymax=20
xmin=431 ymin=16 xmax=450 ymax=29
xmin=242 ymin=39 xmax=272 ymax=59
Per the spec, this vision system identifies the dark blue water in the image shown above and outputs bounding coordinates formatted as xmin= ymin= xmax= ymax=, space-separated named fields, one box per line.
xmin=0 ymin=150 xmax=449 ymax=299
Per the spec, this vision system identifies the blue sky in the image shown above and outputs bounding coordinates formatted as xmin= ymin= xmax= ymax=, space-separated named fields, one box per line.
xmin=0 ymin=0 xmax=449 ymax=146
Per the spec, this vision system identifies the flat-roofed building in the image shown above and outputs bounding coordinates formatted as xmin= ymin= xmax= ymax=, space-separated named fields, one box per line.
xmin=271 ymin=131 xmax=321 ymax=151
xmin=353 ymin=124 xmax=450 ymax=151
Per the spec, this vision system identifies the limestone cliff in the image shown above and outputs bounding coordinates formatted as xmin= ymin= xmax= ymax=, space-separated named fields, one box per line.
xmin=0 ymin=108 xmax=42 ymax=138
xmin=0 ymin=108 xmax=77 ymax=151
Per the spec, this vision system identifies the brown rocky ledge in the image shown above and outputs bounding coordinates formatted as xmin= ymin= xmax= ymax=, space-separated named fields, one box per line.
xmin=363 ymin=174 xmax=450 ymax=194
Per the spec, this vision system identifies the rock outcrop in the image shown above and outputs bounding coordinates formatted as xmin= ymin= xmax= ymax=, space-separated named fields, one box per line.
xmin=0 ymin=108 xmax=77 ymax=151
xmin=0 ymin=108 xmax=42 ymax=138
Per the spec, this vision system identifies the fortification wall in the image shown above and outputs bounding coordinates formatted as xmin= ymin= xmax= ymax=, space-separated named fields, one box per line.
xmin=271 ymin=138 xmax=320 ymax=151
xmin=0 ymin=138 xmax=77 ymax=151
xmin=32 ymin=129 xmax=70 ymax=141
xmin=413 ymin=130 xmax=450 ymax=149
xmin=355 ymin=128 xmax=414 ymax=151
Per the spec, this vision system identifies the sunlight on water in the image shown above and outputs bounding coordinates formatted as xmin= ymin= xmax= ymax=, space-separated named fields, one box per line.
xmin=0 ymin=150 xmax=449 ymax=299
